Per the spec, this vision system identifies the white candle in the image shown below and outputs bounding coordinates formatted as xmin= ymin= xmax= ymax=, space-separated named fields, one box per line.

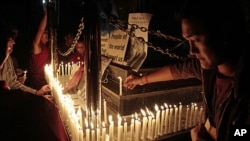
xmin=160 ymin=106 xmax=165 ymax=135
xmin=135 ymin=118 xmax=141 ymax=141
xmin=178 ymin=102 xmax=183 ymax=131
xmin=140 ymin=109 xmax=147 ymax=140
xmin=169 ymin=105 xmax=173 ymax=133
xmin=185 ymin=105 xmax=189 ymax=129
xmin=65 ymin=64 xmax=68 ymax=75
xmin=79 ymin=127 xmax=84 ymax=141
xmin=147 ymin=112 xmax=152 ymax=139
xmin=154 ymin=105 xmax=160 ymax=138
xmin=68 ymin=62 xmax=71 ymax=75
xmin=174 ymin=105 xmax=178 ymax=132
xmin=85 ymin=118 xmax=90 ymax=141
xmin=130 ymin=115 xmax=134 ymax=141
xmin=86 ymin=128 xmax=90 ymax=141
xmin=96 ymin=126 xmax=100 ymax=141
xmin=164 ymin=103 xmax=169 ymax=134
xmin=151 ymin=118 xmax=156 ymax=140
xmin=91 ymin=124 xmax=95 ymax=141
xmin=118 ymin=76 xmax=122 ymax=96
xmin=108 ymin=115 xmax=114 ymax=141
xmin=189 ymin=103 xmax=194 ymax=127
xmin=124 ymin=119 xmax=127 ymax=141
xmin=23 ymin=70 xmax=27 ymax=78
xmin=102 ymin=122 xmax=106 ymax=141
xmin=103 ymin=99 xmax=107 ymax=124
xmin=193 ymin=103 xmax=198 ymax=126
xmin=117 ymin=114 xmax=122 ymax=141
xmin=61 ymin=62 xmax=65 ymax=76
xmin=199 ymin=106 xmax=204 ymax=123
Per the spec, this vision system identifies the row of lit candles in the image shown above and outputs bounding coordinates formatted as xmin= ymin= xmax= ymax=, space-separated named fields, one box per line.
xmin=57 ymin=61 xmax=83 ymax=76
xmin=45 ymin=64 xmax=205 ymax=141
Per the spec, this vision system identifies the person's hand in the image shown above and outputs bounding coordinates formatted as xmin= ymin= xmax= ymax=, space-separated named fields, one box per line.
xmin=43 ymin=95 xmax=55 ymax=104
xmin=16 ymin=68 xmax=24 ymax=76
xmin=123 ymin=74 xmax=145 ymax=90
xmin=18 ymin=76 xmax=27 ymax=84
xmin=190 ymin=123 xmax=214 ymax=141
xmin=37 ymin=85 xmax=51 ymax=96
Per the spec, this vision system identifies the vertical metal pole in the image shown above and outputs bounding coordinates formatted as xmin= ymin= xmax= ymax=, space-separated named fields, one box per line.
xmin=83 ymin=0 xmax=102 ymax=126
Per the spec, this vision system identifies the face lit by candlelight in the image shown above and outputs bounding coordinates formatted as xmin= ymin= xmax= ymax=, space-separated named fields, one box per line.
xmin=0 ymin=37 xmax=15 ymax=69
xmin=76 ymin=41 xmax=85 ymax=56
xmin=182 ymin=19 xmax=222 ymax=69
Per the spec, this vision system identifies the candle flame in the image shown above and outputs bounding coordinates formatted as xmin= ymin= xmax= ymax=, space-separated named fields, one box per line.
xmin=164 ymin=103 xmax=168 ymax=108
xmin=154 ymin=104 xmax=159 ymax=111
xmin=109 ymin=115 xmax=113 ymax=123
xmin=85 ymin=118 xmax=88 ymax=128
xmin=141 ymin=109 xmax=146 ymax=116
xmin=102 ymin=122 xmax=105 ymax=127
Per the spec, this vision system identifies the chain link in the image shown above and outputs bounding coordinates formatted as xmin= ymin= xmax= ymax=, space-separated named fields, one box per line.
xmin=56 ymin=16 xmax=188 ymax=60
xmin=109 ymin=17 xmax=188 ymax=60
xmin=56 ymin=17 xmax=85 ymax=56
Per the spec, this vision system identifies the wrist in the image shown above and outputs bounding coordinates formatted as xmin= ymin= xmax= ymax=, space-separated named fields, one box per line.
xmin=35 ymin=90 xmax=41 ymax=96
xmin=141 ymin=75 xmax=149 ymax=85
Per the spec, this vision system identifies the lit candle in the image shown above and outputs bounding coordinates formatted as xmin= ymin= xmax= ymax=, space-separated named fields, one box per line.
xmin=103 ymin=99 xmax=107 ymax=124
xmin=151 ymin=117 xmax=156 ymax=140
xmin=91 ymin=123 xmax=95 ymax=141
xmin=154 ymin=104 xmax=160 ymax=138
xmin=135 ymin=117 xmax=141 ymax=141
xmin=146 ymin=109 xmax=152 ymax=139
xmin=168 ymin=105 xmax=173 ymax=133
xmin=61 ymin=62 xmax=64 ymax=76
xmin=96 ymin=125 xmax=100 ymax=141
xmin=185 ymin=105 xmax=189 ymax=129
xmin=65 ymin=64 xmax=68 ymax=75
xmin=174 ymin=105 xmax=178 ymax=132
xmin=85 ymin=118 xmax=90 ymax=141
xmin=101 ymin=122 xmax=106 ymax=141
xmin=199 ymin=106 xmax=204 ymax=124
xmin=118 ymin=76 xmax=122 ymax=96
xmin=117 ymin=114 xmax=122 ymax=141
xmin=178 ymin=102 xmax=183 ymax=131
xmin=79 ymin=127 xmax=84 ymax=141
xmin=140 ymin=109 xmax=147 ymax=140
xmin=23 ymin=70 xmax=27 ymax=78
xmin=68 ymin=62 xmax=71 ymax=76
xmin=108 ymin=115 xmax=114 ymax=141
xmin=193 ymin=103 xmax=198 ymax=126
xmin=123 ymin=119 xmax=127 ymax=141
xmin=189 ymin=103 xmax=194 ymax=127
xmin=130 ymin=114 xmax=134 ymax=141
xmin=160 ymin=106 xmax=165 ymax=135
xmin=164 ymin=103 xmax=169 ymax=134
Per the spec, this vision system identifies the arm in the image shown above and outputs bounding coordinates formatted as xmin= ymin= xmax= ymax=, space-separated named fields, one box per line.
xmin=124 ymin=66 xmax=174 ymax=90
xmin=32 ymin=8 xmax=47 ymax=55
xmin=124 ymin=58 xmax=201 ymax=90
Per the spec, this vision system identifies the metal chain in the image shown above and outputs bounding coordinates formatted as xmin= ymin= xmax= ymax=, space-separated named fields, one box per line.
xmin=56 ymin=17 xmax=85 ymax=56
xmin=109 ymin=17 xmax=188 ymax=60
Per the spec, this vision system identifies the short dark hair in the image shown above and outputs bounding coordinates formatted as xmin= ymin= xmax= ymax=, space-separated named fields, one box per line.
xmin=175 ymin=0 xmax=248 ymax=56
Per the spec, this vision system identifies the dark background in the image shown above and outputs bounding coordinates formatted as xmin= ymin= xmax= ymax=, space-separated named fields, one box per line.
xmin=0 ymin=0 xmax=250 ymax=69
